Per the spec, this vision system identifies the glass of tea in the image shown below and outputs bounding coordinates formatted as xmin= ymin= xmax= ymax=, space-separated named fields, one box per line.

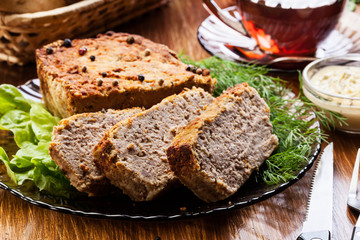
xmin=202 ymin=0 xmax=346 ymax=56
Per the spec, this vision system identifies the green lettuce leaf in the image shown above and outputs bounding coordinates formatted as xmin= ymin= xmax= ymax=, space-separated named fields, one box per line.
xmin=0 ymin=110 xmax=36 ymax=147
xmin=0 ymin=84 xmax=31 ymax=116
xmin=0 ymin=84 xmax=74 ymax=198
xmin=30 ymin=104 xmax=60 ymax=142
xmin=0 ymin=147 xmax=17 ymax=183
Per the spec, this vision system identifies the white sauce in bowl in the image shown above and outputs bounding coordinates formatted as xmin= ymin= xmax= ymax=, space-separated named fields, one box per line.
xmin=310 ymin=66 xmax=360 ymax=98
xmin=303 ymin=64 xmax=360 ymax=133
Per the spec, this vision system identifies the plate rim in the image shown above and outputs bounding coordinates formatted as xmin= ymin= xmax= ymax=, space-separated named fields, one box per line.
xmin=0 ymin=142 xmax=321 ymax=220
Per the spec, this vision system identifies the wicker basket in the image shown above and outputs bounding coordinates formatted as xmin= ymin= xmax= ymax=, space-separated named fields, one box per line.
xmin=0 ymin=0 xmax=169 ymax=65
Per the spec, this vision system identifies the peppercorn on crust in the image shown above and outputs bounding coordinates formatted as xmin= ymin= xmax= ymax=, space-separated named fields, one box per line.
xmin=167 ymin=83 xmax=279 ymax=203
xmin=93 ymin=87 xmax=214 ymax=201
xmin=49 ymin=108 xmax=142 ymax=196
xmin=36 ymin=32 xmax=216 ymax=118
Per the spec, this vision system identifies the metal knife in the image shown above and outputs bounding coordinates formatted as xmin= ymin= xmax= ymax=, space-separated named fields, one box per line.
xmin=352 ymin=213 xmax=360 ymax=240
xmin=297 ymin=142 xmax=333 ymax=240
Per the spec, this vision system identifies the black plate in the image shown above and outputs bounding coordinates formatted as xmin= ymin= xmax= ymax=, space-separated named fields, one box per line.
xmin=0 ymin=80 xmax=321 ymax=220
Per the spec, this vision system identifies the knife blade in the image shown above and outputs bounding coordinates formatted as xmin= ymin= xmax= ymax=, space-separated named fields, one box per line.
xmin=297 ymin=142 xmax=333 ymax=240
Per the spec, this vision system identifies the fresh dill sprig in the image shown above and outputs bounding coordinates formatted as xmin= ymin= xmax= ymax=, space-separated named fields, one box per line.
xmin=181 ymin=56 xmax=335 ymax=185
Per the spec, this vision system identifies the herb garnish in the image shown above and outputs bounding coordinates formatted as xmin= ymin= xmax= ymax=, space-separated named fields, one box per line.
xmin=181 ymin=56 xmax=341 ymax=184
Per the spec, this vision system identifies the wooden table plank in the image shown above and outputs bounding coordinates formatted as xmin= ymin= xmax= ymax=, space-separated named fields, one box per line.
xmin=0 ymin=1 xmax=359 ymax=239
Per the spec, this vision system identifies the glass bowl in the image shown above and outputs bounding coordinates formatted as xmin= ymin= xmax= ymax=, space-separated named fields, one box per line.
xmin=302 ymin=54 xmax=360 ymax=134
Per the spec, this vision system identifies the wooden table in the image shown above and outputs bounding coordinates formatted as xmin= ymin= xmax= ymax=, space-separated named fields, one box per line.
xmin=0 ymin=1 xmax=359 ymax=239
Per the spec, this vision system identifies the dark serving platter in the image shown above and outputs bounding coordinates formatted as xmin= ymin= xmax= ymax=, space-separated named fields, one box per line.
xmin=0 ymin=79 xmax=322 ymax=221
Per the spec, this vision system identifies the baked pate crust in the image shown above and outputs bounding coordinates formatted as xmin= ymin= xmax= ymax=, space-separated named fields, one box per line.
xmin=36 ymin=32 xmax=216 ymax=118
xmin=167 ymin=83 xmax=279 ymax=202
xmin=93 ymin=87 xmax=214 ymax=201
xmin=49 ymin=108 xmax=142 ymax=196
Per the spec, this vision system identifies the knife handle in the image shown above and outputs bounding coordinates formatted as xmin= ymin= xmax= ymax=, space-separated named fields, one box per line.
xmin=351 ymin=226 xmax=360 ymax=240
xmin=297 ymin=230 xmax=330 ymax=240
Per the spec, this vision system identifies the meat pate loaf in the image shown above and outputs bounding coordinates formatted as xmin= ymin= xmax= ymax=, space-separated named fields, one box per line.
xmin=36 ymin=32 xmax=216 ymax=118
xmin=49 ymin=108 xmax=142 ymax=196
xmin=93 ymin=87 xmax=214 ymax=201
xmin=167 ymin=83 xmax=279 ymax=203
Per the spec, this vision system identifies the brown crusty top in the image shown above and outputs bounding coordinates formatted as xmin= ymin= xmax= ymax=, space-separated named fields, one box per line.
xmin=36 ymin=32 xmax=216 ymax=99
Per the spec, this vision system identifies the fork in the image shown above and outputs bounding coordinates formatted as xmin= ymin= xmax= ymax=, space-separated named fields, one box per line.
xmin=347 ymin=148 xmax=360 ymax=240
